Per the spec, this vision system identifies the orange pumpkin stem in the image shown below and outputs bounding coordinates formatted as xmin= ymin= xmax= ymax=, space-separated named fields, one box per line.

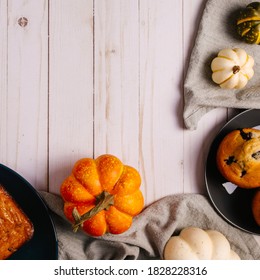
xmin=72 ymin=191 xmax=114 ymax=232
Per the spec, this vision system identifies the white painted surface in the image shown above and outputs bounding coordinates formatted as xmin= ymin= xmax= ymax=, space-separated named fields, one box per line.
xmin=0 ymin=0 xmax=259 ymax=247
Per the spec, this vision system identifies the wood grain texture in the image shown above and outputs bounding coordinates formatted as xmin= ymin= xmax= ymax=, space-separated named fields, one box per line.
xmin=0 ymin=0 xmax=234 ymax=199
xmin=139 ymin=0 xmax=184 ymax=202
xmin=1 ymin=0 xmax=48 ymax=189
xmin=48 ymin=0 xmax=94 ymax=192
xmin=94 ymin=0 xmax=139 ymax=167
xmin=0 ymin=0 xmax=8 ymax=164
xmin=0 ymin=0 xmax=259 ymax=245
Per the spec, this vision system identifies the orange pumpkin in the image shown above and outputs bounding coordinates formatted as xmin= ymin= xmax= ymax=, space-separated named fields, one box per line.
xmin=60 ymin=154 xmax=144 ymax=236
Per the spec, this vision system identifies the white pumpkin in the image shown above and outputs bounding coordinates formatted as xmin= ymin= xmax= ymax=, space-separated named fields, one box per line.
xmin=163 ymin=227 xmax=240 ymax=260
xmin=211 ymin=48 xmax=254 ymax=89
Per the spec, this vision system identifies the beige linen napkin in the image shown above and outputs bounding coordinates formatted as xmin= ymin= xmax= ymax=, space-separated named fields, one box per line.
xmin=184 ymin=0 xmax=260 ymax=130
xmin=40 ymin=191 xmax=260 ymax=260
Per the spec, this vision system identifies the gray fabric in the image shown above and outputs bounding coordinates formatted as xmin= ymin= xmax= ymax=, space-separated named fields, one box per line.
xmin=184 ymin=0 xmax=260 ymax=130
xmin=39 ymin=191 xmax=260 ymax=260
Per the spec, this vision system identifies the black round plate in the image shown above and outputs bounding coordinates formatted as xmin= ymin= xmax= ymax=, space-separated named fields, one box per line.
xmin=205 ymin=109 xmax=260 ymax=235
xmin=0 ymin=164 xmax=58 ymax=259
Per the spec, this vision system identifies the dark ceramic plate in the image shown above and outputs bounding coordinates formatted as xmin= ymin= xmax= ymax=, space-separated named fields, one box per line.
xmin=205 ymin=109 xmax=260 ymax=235
xmin=0 ymin=164 xmax=58 ymax=259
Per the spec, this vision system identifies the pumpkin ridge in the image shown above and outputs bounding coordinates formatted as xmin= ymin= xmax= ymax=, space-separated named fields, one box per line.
xmin=111 ymin=206 xmax=132 ymax=218
xmin=256 ymin=31 xmax=260 ymax=44
xmin=74 ymin=174 xmax=99 ymax=197
xmin=179 ymin=236 xmax=195 ymax=255
xmin=72 ymin=158 xmax=103 ymax=196
xmin=111 ymin=165 xmax=127 ymax=193
xmin=219 ymin=74 xmax=234 ymax=86
xmin=237 ymin=16 xmax=260 ymax=25
xmin=212 ymin=68 xmax=227 ymax=73
xmin=60 ymin=175 xmax=96 ymax=203
xmin=240 ymin=28 xmax=251 ymax=37
xmin=217 ymin=55 xmax=235 ymax=62
xmin=93 ymin=160 xmax=102 ymax=194
xmin=241 ymin=54 xmax=249 ymax=68
xmin=113 ymin=203 xmax=137 ymax=217
xmin=240 ymin=71 xmax=250 ymax=81
xmin=105 ymin=205 xmax=133 ymax=234
xmin=113 ymin=190 xmax=144 ymax=217
xmin=95 ymin=155 xmax=125 ymax=192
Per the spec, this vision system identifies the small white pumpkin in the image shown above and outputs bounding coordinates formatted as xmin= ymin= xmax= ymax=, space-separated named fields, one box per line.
xmin=163 ymin=227 xmax=240 ymax=260
xmin=211 ymin=48 xmax=254 ymax=89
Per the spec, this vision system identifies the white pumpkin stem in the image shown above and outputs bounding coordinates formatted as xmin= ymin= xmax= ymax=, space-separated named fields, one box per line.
xmin=233 ymin=65 xmax=240 ymax=74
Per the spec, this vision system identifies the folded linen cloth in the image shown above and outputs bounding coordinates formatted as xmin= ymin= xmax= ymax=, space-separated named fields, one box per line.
xmin=184 ymin=0 xmax=260 ymax=130
xmin=39 ymin=191 xmax=260 ymax=260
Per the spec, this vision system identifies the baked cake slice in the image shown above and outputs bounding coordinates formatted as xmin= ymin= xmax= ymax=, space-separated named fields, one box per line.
xmin=0 ymin=185 xmax=34 ymax=259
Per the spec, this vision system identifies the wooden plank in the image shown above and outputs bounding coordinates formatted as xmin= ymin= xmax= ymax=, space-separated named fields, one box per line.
xmin=182 ymin=0 xmax=228 ymax=194
xmin=139 ymin=0 xmax=184 ymax=204
xmin=94 ymin=2 xmax=140 ymax=169
xmin=0 ymin=1 xmax=8 ymax=164
xmin=49 ymin=0 xmax=94 ymax=193
xmin=3 ymin=0 xmax=48 ymax=190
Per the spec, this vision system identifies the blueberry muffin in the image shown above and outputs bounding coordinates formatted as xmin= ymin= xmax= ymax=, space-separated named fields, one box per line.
xmin=216 ymin=128 xmax=260 ymax=189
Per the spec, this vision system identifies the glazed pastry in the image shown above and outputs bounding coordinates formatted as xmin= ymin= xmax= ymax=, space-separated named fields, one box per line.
xmin=216 ymin=128 xmax=260 ymax=189
xmin=0 ymin=185 xmax=34 ymax=259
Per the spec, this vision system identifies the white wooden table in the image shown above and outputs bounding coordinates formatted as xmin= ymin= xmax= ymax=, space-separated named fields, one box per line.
xmin=0 ymin=0 xmax=259 ymax=247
